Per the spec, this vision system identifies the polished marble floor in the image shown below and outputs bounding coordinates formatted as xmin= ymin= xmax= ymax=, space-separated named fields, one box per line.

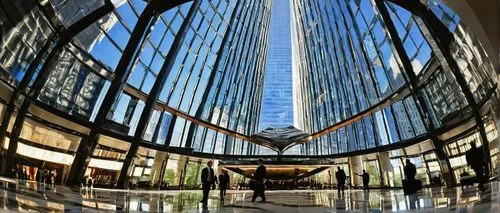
xmin=0 ymin=177 xmax=497 ymax=212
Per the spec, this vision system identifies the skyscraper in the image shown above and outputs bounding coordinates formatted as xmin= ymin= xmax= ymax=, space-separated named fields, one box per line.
xmin=259 ymin=0 xmax=294 ymax=130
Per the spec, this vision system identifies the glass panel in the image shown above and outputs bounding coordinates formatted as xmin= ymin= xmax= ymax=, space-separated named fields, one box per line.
xmin=428 ymin=0 xmax=496 ymax=102
xmin=385 ymin=2 xmax=432 ymax=75
xmin=389 ymin=158 xmax=403 ymax=187
xmin=156 ymin=112 xmax=173 ymax=145
xmin=48 ymin=0 xmax=106 ymax=27
xmin=0 ymin=1 xmax=52 ymax=85
xmin=374 ymin=111 xmax=389 ymax=146
xmin=163 ymin=155 xmax=182 ymax=186
xmin=38 ymin=49 xmax=106 ymax=120
xmin=184 ymin=161 xmax=202 ymax=188
xmin=364 ymin=160 xmax=381 ymax=186
xmin=392 ymin=101 xmax=414 ymax=140
xmin=143 ymin=110 xmax=161 ymax=141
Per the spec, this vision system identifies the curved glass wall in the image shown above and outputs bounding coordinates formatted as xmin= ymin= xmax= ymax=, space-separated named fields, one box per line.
xmin=0 ymin=0 xmax=497 ymax=187
xmin=291 ymin=0 xmax=497 ymax=155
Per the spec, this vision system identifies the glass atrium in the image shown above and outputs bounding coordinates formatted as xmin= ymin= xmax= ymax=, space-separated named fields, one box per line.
xmin=0 ymin=0 xmax=498 ymax=212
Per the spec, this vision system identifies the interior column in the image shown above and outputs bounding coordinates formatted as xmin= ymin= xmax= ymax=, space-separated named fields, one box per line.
xmin=349 ymin=155 xmax=363 ymax=187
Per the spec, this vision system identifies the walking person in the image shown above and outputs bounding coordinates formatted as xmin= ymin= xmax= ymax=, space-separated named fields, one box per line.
xmin=335 ymin=167 xmax=346 ymax=193
xmin=17 ymin=167 xmax=23 ymax=180
xmin=200 ymin=160 xmax=216 ymax=207
xmin=357 ymin=170 xmax=370 ymax=191
xmin=251 ymin=159 xmax=266 ymax=202
xmin=45 ymin=169 xmax=51 ymax=184
xmin=218 ymin=170 xmax=230 ymax=200
xmin=23 ymin=169 xmax=30 ymax=180
xmin=36 ymin=168 xmax=42 ymax=182
xmin=40 ymin=168 xmax=45 ymax=183
xmin=465 ymin=142 xmax=487 ymax=191
xmin=403 ymin=159 xmax=421 ymax=194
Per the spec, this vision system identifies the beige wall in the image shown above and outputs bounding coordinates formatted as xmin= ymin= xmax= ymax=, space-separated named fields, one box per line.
xmin=442 ymin=0 xmax=500 ymax=67
xmin=465 ymin=0 xmax=500 ymax=61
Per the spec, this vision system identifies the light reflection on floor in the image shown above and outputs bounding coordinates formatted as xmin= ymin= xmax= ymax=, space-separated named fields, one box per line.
xmin=0 ymin=177 xmax=497 ymax=212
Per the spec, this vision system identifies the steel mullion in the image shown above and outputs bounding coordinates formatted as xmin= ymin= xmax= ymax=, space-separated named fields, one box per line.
xmin=183 ymin=0 xmax=243 ymax=149
xmin=65 ymin=1 xmax=167 ymax=186
xmin=3 ymin=2 xmax=115 ymax=177
xmin=376 ymin=0 xmax=457 ymax=186
xmin=116 ymin=0 xmax=199 ymax=188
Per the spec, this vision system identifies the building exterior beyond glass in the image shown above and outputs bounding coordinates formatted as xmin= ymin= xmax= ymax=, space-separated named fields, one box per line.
xmin=259 ymin=0 xmax=294 ymax=131
xmin=0 ymin=0 xmax=497 ymax=189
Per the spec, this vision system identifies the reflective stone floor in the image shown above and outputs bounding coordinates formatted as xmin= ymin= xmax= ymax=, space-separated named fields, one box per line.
xmin=0 ymin=177 xmax=497 ymax=212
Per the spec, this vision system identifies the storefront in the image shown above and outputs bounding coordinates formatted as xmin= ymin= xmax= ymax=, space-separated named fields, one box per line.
xmin=85 ymin=135 xmax=128 ymax=188
xmin=1 ymin=117 xmax=79 ymax=184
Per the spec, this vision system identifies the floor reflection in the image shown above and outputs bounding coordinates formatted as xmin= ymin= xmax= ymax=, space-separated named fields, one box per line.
xmin=0 ymin=177 xmax=497 ymax=212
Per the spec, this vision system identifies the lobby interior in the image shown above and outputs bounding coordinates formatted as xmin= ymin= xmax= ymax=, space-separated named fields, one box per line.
xmin=0 ymin=0 xmax=498 ymax=212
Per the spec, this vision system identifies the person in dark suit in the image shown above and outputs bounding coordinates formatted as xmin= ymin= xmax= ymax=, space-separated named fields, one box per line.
xmin=200 ymin=160 xmax=216 ymax=206
xmin=218 ymin=170 xmax=230 ymax=200
xmin=252 ymin=159 xmax=266 ymax=202
xmin=404 ymin=159 xmax=416 ymax=180
xmin=466 ymin=142 xmax=487 ymax=191
xmin=335 ymin=167 xmax=346 ymax=193
xmin=357 ymin=170 xmax=370 ymax=191
xmin=403 ymin=159 xmax=422 ymax=195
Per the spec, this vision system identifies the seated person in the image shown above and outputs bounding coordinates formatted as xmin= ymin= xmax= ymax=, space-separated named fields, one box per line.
xmin=460 ymin=171 xmax=474 ymax=188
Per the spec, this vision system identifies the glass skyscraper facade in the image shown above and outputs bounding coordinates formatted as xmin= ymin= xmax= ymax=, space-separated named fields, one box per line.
xmin=291 ymin=0 xmax=496 ymax=156
xmin=259 ymin=0 xmax=294 ymax=130
xmin=0 ymin=0 xmax=496 ymax=191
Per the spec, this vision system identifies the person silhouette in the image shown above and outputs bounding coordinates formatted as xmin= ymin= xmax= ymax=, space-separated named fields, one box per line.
xmin=251 ymin=159 xmax=266 ymax=202
xmin=403 ymin=159 xmax=421 ymax=194
xmin=218 ymin=170 xmax=230 ymax=200
xmin=200 ymin=160 xmax=216 ymax=206
xmin=465 ymin=142 xmax=487 ymax=191
xmin=335 ymin=167 xmax=346 ymax=193
xmin=357 ymin=170 xmax=369 ymax=191
xmin=404 ymin=159 xmax=416 ymax=180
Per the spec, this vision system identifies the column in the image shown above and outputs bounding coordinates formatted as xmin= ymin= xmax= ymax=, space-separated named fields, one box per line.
xmin=349 ymin=155 xmax=363 ymax=186
xmin=177 ymin=156 xmax=188 ymax=188
xmin=378 ymin=152 xmax=391 ymax=187
xmin=150 ymin=151 xmax=167 ymax=185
